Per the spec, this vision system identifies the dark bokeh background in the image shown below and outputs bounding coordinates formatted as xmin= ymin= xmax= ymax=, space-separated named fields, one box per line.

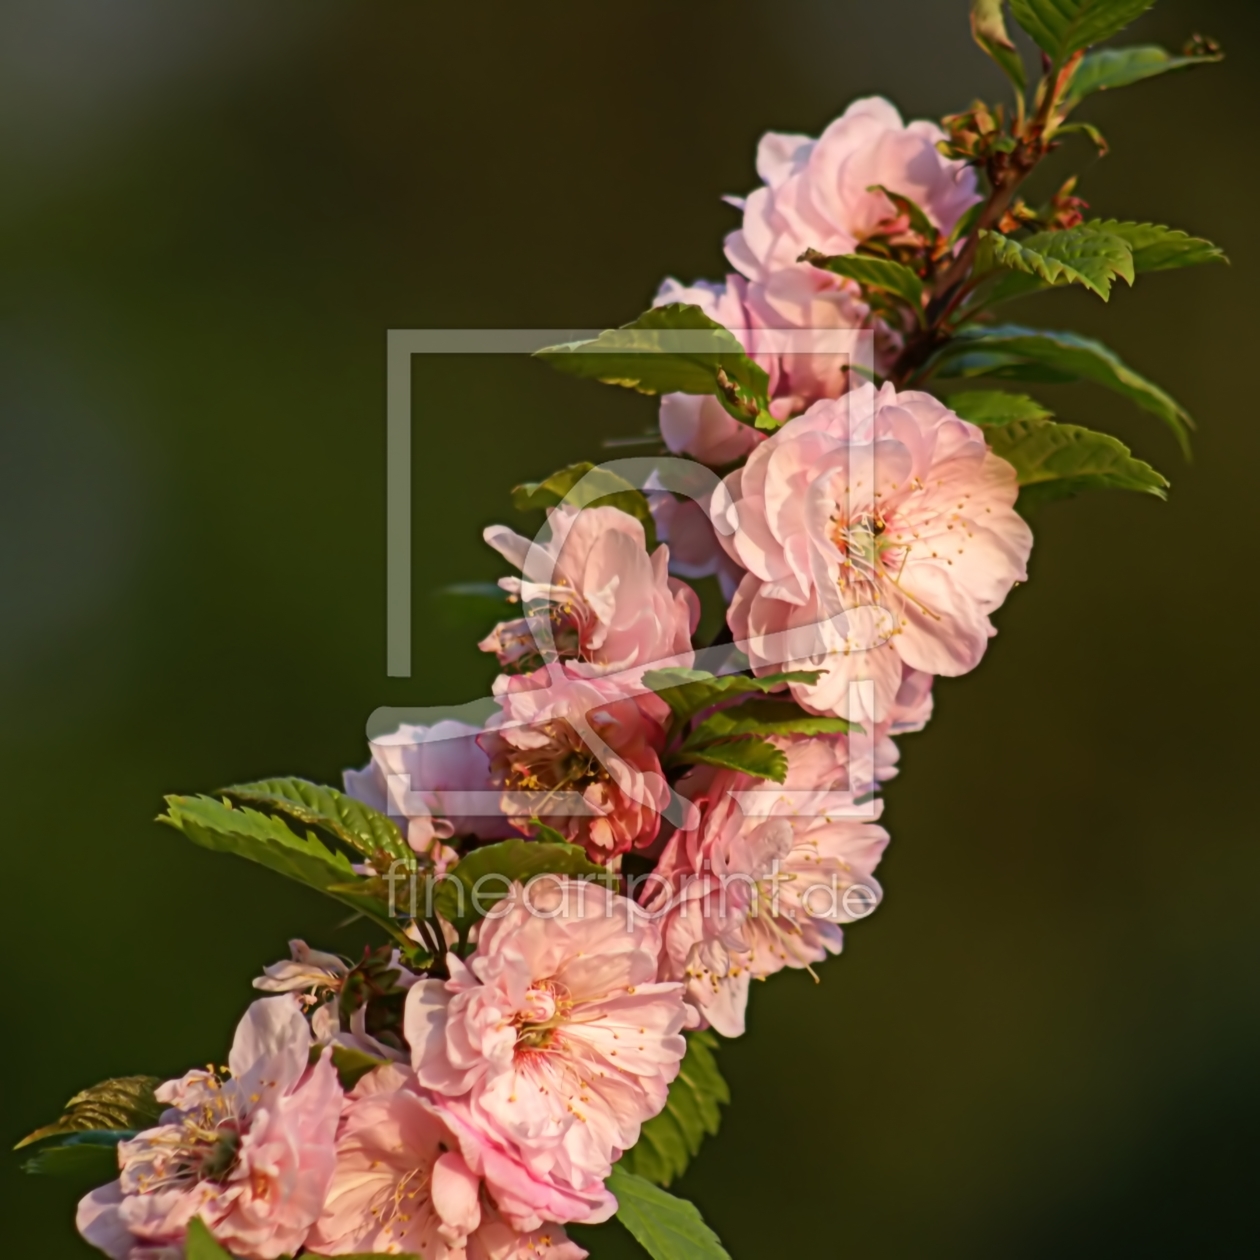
xmin=2 ymin=1 xmax=1256 ymax=1256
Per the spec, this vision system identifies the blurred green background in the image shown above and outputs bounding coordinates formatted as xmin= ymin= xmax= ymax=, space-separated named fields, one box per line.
xmin=2 ymin=1 xmax=1256 ymax=1255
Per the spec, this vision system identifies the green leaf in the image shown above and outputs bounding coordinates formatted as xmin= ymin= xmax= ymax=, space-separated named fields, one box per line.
xmin=1009 ymin=0 xmax=1156 ymax=62
xmin=929 ymin=324 xmax=1193 ymax=455
xmin=609 ymin=1166 xmax=732 ymax=1260
xmin=511 ymin=461 xmax=658 ymax=550
xmin=684 ymin=698 xmax=853 ymax=746
xmin=328 ymin=1044 xmax=388 ymax=1091
xmin=434 ymin=839 xmax=611 ymax=938
xmin=674 ymin=736 xmax=788 ymax=783
xmin=20 ymin=1130 xmax=129 ymax=1180
xmin=159 ymin=795 xmax=404 ymax=939
xmin=800 ymin=249 xmax=925 ymax=317
xmin=987 ymin=417 xmax=1169 ymax=505
xmin=17 ymin=1077 xmax=162 ymax=1149
xmin=978 ymin=225 xmax=1134 ymax=299
xmin=535 ymin=303 xmax=769 ymax=424
xmin=1066 ymin=43 xmax=1224 ymax=107
xmin=1085 ymin=220 xmax=1228 ymax=272
xmin=621 ymin=1031 xmax=730 ymax=1188
xmin=970 ymin=0 xmax=1027 ymax=92
xmin=945 ymin=390 xmax=1055 ymax=426
xmin=221 ymin=777 xmax=414 ymax=870
xmin=642 ymin=667 xmax=823 ymax=726
xmin=186 ymin=1219 xmax=234 ymax=1260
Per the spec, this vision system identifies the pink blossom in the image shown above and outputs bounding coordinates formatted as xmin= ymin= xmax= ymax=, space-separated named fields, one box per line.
xmin=481 ymin=505 xmax=697 ymax=675
xmin=649 ymin=743 xmax=890 ymax=1036
xmin=718 ymin=382 xmax=1032 ymax=723
xmin=405 ymin=880 xmax=688 ymax=1229
xmin=306 ymin=1065 xmax=585 ymax=1259
xmin=345 ymin=719 xmax=513 ymax=859
xmin=76 ymin=997 xmax=343 ymax=1260
xmin=725 ymin=97 xmax=980 ymax=280
xmin=480 ymin=665 xmax=672 ymax=860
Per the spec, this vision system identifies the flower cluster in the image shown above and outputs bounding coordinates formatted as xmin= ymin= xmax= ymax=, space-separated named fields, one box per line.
xmin=50 ymin=6 xmax=1222 ymax=1249
xmin=64 ymin=92 xmax=1031 ymax=1260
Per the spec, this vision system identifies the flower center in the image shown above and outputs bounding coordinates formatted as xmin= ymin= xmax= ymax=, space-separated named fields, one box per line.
xmin=504 ymin=723 xmax=609 ymax=801
xmin=512 ymin=980 xmax=572 ymax=1055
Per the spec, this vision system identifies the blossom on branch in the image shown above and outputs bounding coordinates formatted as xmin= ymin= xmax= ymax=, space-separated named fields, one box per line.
xmin=649 ymin=741 xmax=890 ymax=1036
xmin=481 ymin=665 xmax=673 ymax=860
xmin=76 ymin=997 xmax=343 ymax=1260
xmin=718 ymin=382 xmax=1032 ymax=723
xmin=404 ymin=880 xmax=688 ymax=1229
xmin=481 ymin=505 xmax=697 ymax=676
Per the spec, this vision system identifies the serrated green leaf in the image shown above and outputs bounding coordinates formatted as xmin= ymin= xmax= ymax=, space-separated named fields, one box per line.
xmin=979 ymin=225 xmax=1134 ymax=299
xmin=535 ymin=303 xmax=769 ymax=424
xmin=609 ymin=1166 xmax=732 ymax=1260
xmin=684 ymin=698 xmax=853 ymax=747
xmin=511 ymin=461 xmax=657 ymax=550
xmin=17 ymin=1077 xmax=162 ymax=1149
xmin=186 ymin=1219 xmax=234 ymax=1260
xmin=642 ymin=667 xmax=824 ymax=726
xmin=988 ymin=418 xmax=1168 ymax=506
xmin=435 ymin=839 xmax=611 ymax=938
xmin=1086 ymin=220 xmax=1227 ymax=272
xmin=1009 ymin=0 xmax=1155 ymax=62
xmin=622 ymin=1031 xmax=730 ymax=1187
xmin=1066 ymin=43 xmax=1224 ymax=107
xmin=800 ymin=249 xmax=925 ymax=317
xmin=971 ymin=0 xmax=1027 ymax=93
xmin=675 ymin=736 xmax=788 ymax=783
xmin=20 ymin=1130 xmax=129 ymax=1179
xmin=159 ymin=796 xmax=405 ymax=939
xmin=929 ymin=324 xmax=1193 ymax=455
xmin=945 ymin=390 xmax=1055 ymax=426
xmin=222 ymin=777 xmax=414 ymax=870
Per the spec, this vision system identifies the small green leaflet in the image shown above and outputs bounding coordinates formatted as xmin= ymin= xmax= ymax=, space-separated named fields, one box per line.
xmin=535 ymin=303 xmax=770 ymax=425
xmin=1085 ymin=220 xmax=1227 ymax=272
xmin=20 ymin=1130 xmax=130 ymax=1180
xmin=187 ymin=1220 xmax=234 ymax=1260
xmin=327 ymin=1044 xmax=389 ymax=1091
xmin=929 ymin=324 xmax=1193 ymax=456
xmin=1066 ymin=44 xmax=1224 ymax=107
xmin=987 ymin=418 xmax=1168 ymax=506
xmin=511 ymin=461 xmax=658 ymax=549
xmin=609 ymin=1166 xmax=732 ymax=1260
xmin=642 ymin=667 xmax=823 ymax=725
xmin=945 ymin=390 xmax=1054 ymax=426
xmin=978 ymin=225 xmax=1134 ymax=300
xmin=684 ymin=698 xmax=853 ymax=745
xmin=17 ymin=1076 xmax=162 ymax=1149
xmin=434 ymin=839 xmax=612 ymax=938
xmin=800 ymin=248 xmax=925 ymax=319
xmin=1008 ymin=0 xmax=1156 ymax=63
xmin=675 ymin=737 xmax=788 ymax=783
xmin=620 ymin=1031 xmax=730 ymax=1188
xmin=222 ymin=777 xmax=414 ymax=870
xmin=159 ymin=795 xmax=406 ymax=942
xmin=970 ymin=0 xmax=1026 ymax=93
